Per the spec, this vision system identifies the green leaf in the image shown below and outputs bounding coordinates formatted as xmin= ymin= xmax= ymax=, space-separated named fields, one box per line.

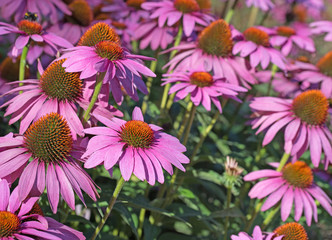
xmin=113 ymin=203 xmax=139 ymax=239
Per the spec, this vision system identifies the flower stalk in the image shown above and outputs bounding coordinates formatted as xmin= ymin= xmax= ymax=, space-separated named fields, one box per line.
xmin=19 ymin=44 xmax=29 ymax=91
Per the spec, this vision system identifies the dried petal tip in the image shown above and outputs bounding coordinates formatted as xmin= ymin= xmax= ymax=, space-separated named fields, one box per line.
xmin=0 ymin=211 xmax=20 ymax=237
xmin=274 ymin=222 xmax=308 ymax=240
xmin=78 ymin=22 xmax=120 ymax=46
xmin=198 ymin=19 xmax=233 ymax=57
xmin=225 ymin=156 xmax=243 ymax=176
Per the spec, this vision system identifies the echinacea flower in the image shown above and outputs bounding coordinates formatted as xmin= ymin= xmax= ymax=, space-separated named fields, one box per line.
xmin=61 ymin=23 xmax=156 ymax=104
xmin=246 ymin=0 xmax=274 ymax=11
xmin=0 ymin=18 xmax=73 ymax=60
xmin=0 ymin=179 xmax=85 ymax=240
xmin=244 ymin=161 xmax=332 ymax=225
xmin=141 ymin=0 xmax=214 ymax=37
xmin=273 ymin=222 xmax=308 ymax=240
xmin=250 ymin=90 xmax=332 ymax=167
xmin=163 ymin=20 xmax=256 ymax=88
xmin=102 ymin=0 xmax=149 ymax=21
xmin=0 ymin=113 xmax=99 ymax=213
xmin=1 ymin=59 xmax=121 ymax=140
xmin=263 ymin=23 xmax=315 ymax=56
xmin=233 ymin=27 xmax=286 ymax=70
xmin=0 ymin=0 xmax=71 ymax=23
xmin=82 ymin=107 xmax=190 ymax=185
xmin=231 ymin=225 xmax=280 ymax=240
xmin=294 ymin=51 xmax=332 ymax=98
xmin=162 ymin=69 xmax=247 ymax=112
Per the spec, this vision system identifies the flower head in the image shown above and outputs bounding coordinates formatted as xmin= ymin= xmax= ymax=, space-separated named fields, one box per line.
xmin=0 ymin=113 xmax=99 ymax=213
xmin=141 ymin=0 xmax=214 ymax=37
xmin=231 ymin=225 xmax=279 ymax=240
xmin=0 ymin=179 xmax=85 ymax=239
xmin=246 ymin=0 xmax=274 ymax=11
xmin=61 ymin=23 xmax=156 ymax=104
xmin=244 ymin=161 xmax=332 ymax=225
xmin=250 ymin=90 xmax=332 ymax=167
xmin=163 ymin=20 xmax=256 ymax=88
xmin=82 ymin=107 xmax=190 ymax=185
xmin=233 ymin=27 xmax=286 ymax=70
xmin=273 ymin=222 xmax=308 ymax=240
xmin=162 ymin=68 xmax=247 ymax=112
xmin=0 ymin=18 xmax=73 ymax=62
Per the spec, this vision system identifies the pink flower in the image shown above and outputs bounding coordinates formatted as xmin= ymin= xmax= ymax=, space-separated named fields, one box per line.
xmin=310 ymin=20 xmax=332 ymax=41
xmin=0 ymin=19 xmax=73 ymax=61
xmin=60 ymin=23 xmax=156 ymax=104
xmin=244 ymin=161 xmax=332 ymax=226
xmin=163 ymin=20 xmax=256 ymax=88
xmin=246 ymin=0 xmax=274 ymax=11
xmin=0 ymin=0 xmax=70 ymax=23
xmin=233 ymin=27 xmax=286 ymax=70
xmin=141 ymin=0 xmax=214 ymax=37
xmin=1 ymin=59 xmax=122 ymax=140
xmin=250 ymin=90 xmax=332 ymax=168
xmin=162 ymin=69 xmax=247 ymax=112
xmin=231 ymin=225 xmax=280 ymax=240
xmin=0 ymin=113 xmax=99 ymax=213
xmin=82 ymin=107 xmax=190 ymax=185
xmin=294 ymin=51 xmax=332 ymax=98
xmin=0 ymin=179 xmax=85 ymax=239
xmin=262 ymin=23 xmax=315 ymax=56
xmin=134 ymin=19 xmax=175 ymax=50
xmin=102 ymin=0 xmax=149 ymax=21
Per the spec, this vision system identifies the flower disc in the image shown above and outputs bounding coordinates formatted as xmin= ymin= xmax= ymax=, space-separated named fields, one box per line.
xmin=120 ymin=120 xmax=154 ymax=148
xmin=292 ymin=90 xmax=328 ymax=125
xmin=277 ymin=26 xmax=296 ymax=37
xmin=274 ymin=222 xmax=308 ymax=240
xmin=77 ymin=22 xmax=120 ymax=46
xmin=198 ymin=20 xmax=233 ymax=57
xmin=68 ymin=0 xmax=93 ymax=26
xmin=40 ymin=59 xmax=82 ymax=102
xmin=281 ymin=161 xmax=313 ymax=188
xmin=243 ymin=27 xmax=270 ymax=47
xmin=95 ymin=41 xmax=124 ymax=60
xmin=24 ymin=113 xmax=73 ymax=163
xmin=0 ymin=211 xmax=20 ymax=237
xmin=17 ymin=20 xmax=42 ymax=35
xmin=126 ymin=0 xmax=145 ymax=9
xmin=190 ymin=72 xmax=213 ymax=87
xmin=316 ymin=51 xmax=332 ymax=77
xmin=174 ymin=0 xmax=200 ymax=13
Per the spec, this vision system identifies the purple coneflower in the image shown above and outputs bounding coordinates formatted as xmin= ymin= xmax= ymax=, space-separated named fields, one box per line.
xmin=102 ymin=0 xmax=149 ymax=21
xmin=310 ymin=20 xmax=332 ymax=41
xmin=0 ymin=0 xmax=70 ymax=23
xmin=233 ymin=27 xmax=286 ymax=70
xmin=163 ymin=20 xmax=256 ymax=88
xmin=61 ymin=22 xmax=156 ymax=104
xmin=264 ymin=24 xmax=315 ymax=56
xmin=162 ymin=69 xmax=247 ymax=112
xmin=141 ymin=0 xmax=214 ymax=37
xmin=0 ymin=113 xmax=99 ymax=213
xmin=294 ymin=51 xmax=332 ymax=98
xmin=0 ymin=18 xmax=73 ymax=59
xmin=82 ymin=107 xmax=190 ymax=185
xmin=244 ymin=161 xmax=332 ymax=225
xmin=246 ymin=0 xmax=274 ymax=11
xmin=1 ymin=59 xmax=121 ymax=139
xmin=0 ymin=179 xmax=85 ymax=239
xmin=273 ymin=222 xmax=308 ymax=240
xmin=231 ymin=225 xmax=280 ymax=240
xmin=250 ymin=90 xmax=331 ymax=167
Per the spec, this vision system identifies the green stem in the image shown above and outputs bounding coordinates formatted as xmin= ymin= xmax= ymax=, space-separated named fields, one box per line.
xmin=90 ymin=177 xmax=125 ymax=240
xmin=141 ymin=53 xmax=159 ymax=115
xmin=248 ymin=6 xmax=259 ymax=27
xmin=245 ymin=199 xmax=263 ymax=232
xmin=224 ymin=187 xmax=232 ymax=240
xmin=19 ymin=45 xmax=29 ymax=90
xmin=277 ymin=152 xmax=290 ymax=172
xmin=266 ymin=64 xmax=278 ymax=95
xmin=83 ymin=72 xmax=105 ymax=123
xmin=137 ymin=208 xmax=146 ymax=239
xmin=182 ymin=105 xmax=197 ymax=146
xmin=224 ymin=0 xmax=239 ymax=23
xmin=177 ymin=101 xmax=193 ymax=139
xmin=160 ymin=25 xmax=183 ymax=111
